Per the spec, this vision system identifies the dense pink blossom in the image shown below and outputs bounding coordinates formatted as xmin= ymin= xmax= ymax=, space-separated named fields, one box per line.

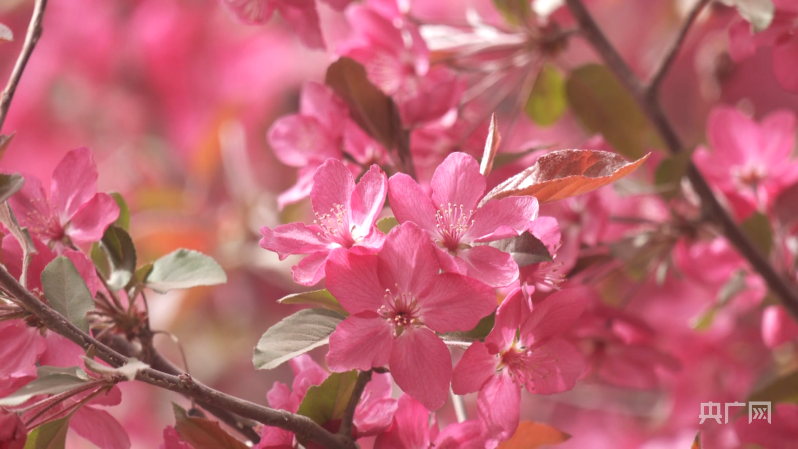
xmin=160 ymin=426 xmax=191 ymax=449
xmin=452 ymin=287 xmax=587 ymax=446
xmin=326 ymin=222 xmax=496 ymax=410
xmin=7 ymin=147 xmax=119 ymax=246
xmin=734 ymin=403 xmax=798 ymax=448
xmin=260 ymin=159 xmax=387 ymax=285
xmin=267 ymin=82 xmax=388 ymax=208
xmin=388 ymin=152 xmax=539 ymax=287
xmin=0 ymin=409 xmax=26 ymax=449
xmin=374 ymin=395 xmax=485 ymax=449
xmin=762 ymin=305 xmax=798 ymax=348
xmin=694 ymin=107 xmax=798 ymax=216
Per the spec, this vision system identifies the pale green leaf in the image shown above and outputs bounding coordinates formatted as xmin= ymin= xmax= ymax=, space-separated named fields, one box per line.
xmin=277 ymin=289 xmax=348 ymax=315
xmin=253 ymin=309 xmax=345 ymax=370
xmin=24 ymin=417 xmax=71 ymax=449
xmin=297 ymin=371 xmax=358 ymax=427
xmin=145 ymin=249 xmax=227 ymax=293
xmin=41 ymin=256 xmax=95 ymax=334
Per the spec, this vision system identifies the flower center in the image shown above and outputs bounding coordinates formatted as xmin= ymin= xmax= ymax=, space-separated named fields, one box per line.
xmin=314 ymin=203 xmax=355 ymax=247
xmin=435 ymin=203 xmax=474 ymax=250
xmin=733 ymin=164 xmax=767 ymax=188
xmin=525 ymin=261 xmax=565 ymax=291
xmin=25 ymin=197 xmax=62 ymax=241
xmin=378 ymin=288 xmax=421 ymax=331
xmin=499 ymin=343 xmax=556 ymax=391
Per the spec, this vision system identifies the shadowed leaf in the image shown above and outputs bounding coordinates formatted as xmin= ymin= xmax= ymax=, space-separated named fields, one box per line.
xmin=24 ymin=417 xmax=71 ymax=449
xmin=110 ymin=193 xmax=130 ymax=230
xmin=0 ymin=173 xmax=24 ymax=203
xmin=253 ymin=309 xmax=345 ymax=370
xmin=748 ymin=370 xmax=798 ymax=403
xmin=0 ymin=366 xmax=89 ymax=407
xmin=98 ymin=225 xmax=137 ymax=291
xmin=278 ymin=289 xmax=348 ymax=315
xmin=488 ymin=232 xmax=553 ymax=267
xmin=173 ymin=404 xmax=247 ymax=449
xmin=297 ymin=371 xmax=358 ymax=427
xmin=741 ymin=212 xmax=773 ymax=256
xmin=41 ymin=256 xmax=95 ymax=334
xmin=481 ymin=149 xmax=650 ymax=204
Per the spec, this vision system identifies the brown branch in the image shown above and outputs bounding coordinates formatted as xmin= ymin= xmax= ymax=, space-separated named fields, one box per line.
xmin=646 ymin=0 xmax=711 ymax=95
xmin=338 ymin=369 xmax=372 ymax=439
xmin=564 ymin=0 xmax=798 ymax=320
xmin=0 ymin=0 xmax=47 ymax=132
xmin=0 ymin=266 xmax=354 ymax=449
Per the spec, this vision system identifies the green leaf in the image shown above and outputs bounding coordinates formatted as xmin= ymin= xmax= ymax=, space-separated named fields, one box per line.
xmin=0 ymin=173 xmax=24 ymax=203
xmin=145 ymin=249 xmax=227 ymax=293
xmin=277 ymin=289 xmax=348 ymax=315
xmin=24 ymin=416 xmax=71 ymax=449
xmin=253 ymin=309 xmax=345 ymax=370
xmin=0 ymin=133 xmax=13 ymax=158
xmin=566 ymin=64 xmax=658 ymax=159
xmin=90 ymin=243 xmax=111 ymax=280
xmin=41 ymin=256 xmax=95 ymax=335
xmin=654 ymin=152 xmax=691 ymax=199
xmin=741 ymin=212 xmax=773 ymax=256
xmin=173 ymin=404 xmax=248 ymax=449
xmin=297 ymin=371 xmax=358 ymax=427
xmin=444 ymin=312 xmax=495 ymax=341
xmin=376 ymin=216 xmax=400 ymax=234
xmin=99 ymin=225 xmax=137 ymax=290
xmin=525 ymin=64 xmax=567 ymax=126
xmin=0 ymin=367 xmax=89 ymax=406
xmin=492 ymin=0 xmax=531 ymax=26
xmin=720 ymin=0 xmax=774 ymax=32
xmin=487 ymin=232 xmax=553 ymax=268
xmin=748 ymin=370 xmax=798 ymax=403
xmin=110 ymin=192 xmax=130 ymax=230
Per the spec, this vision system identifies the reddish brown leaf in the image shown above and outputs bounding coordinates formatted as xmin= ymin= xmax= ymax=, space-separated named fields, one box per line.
xmin=481 ymin=149 xmax=650 ymax=205
xmin=480 ymin=114 xmax=501 ymax=177
xmin=498 ymin=420 xmax=570 ymax=448
xmin=173 ymin=404 xmax=247 ymax=449
xmin=324 ymin=57 xmax=411 ymax=173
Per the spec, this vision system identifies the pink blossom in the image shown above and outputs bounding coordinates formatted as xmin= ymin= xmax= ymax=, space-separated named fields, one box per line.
xmin=267 ymin=82 xmax=388 ymax=208
xmin=374 ymin=394 xmax=485 ymax=449
xmin=256 ymin=354 xmax=396 ymax=446
xmin=693 ymin=107 xmax=798 ymax=216
xmin=762 ymin=305 xmax=798 ymax=348
xmin=337 ymin=0 xmax=463 ymax=125
xmin=734 ymin=403 xmax=798 ymax=448
xmin=160 ymin=426 xmax=191 ymax=449
xmin=325 ymin=222 xmax=496 ymax=410
xmin=388 ymin=152 xmax=539 ymax=287
xmin=222 ymin=0 xmax=328 ymax=49
xmin=0 ymin=235 xmax=98 ymax=377
xmin=0 ymin=408 xmax=26 ymax=449
xmin=8 ymin=147 xmax=120 ymax=246
xmin=728 ymin=1 xmax=798 ymax=93
xmin=519 ymin=216 xmax=566 ymax=293
xmin=260 ymin=158 xmax=387 ymax=285
xmin=452 ymin=287 xmax=587 ymax=446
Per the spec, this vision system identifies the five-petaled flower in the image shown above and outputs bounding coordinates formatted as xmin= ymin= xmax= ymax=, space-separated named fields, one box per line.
xmin=8 ymin=147 xmax=120 ymax=247
xmin=452 ymin=287 xmax=587 ymax=447
xmin=388 ymin=152 xmax=539 ymax=287
xmin=260 ymin=158 xmax=387 ymax=285
xmin=325 ymin=222 xmax=496 ymax=410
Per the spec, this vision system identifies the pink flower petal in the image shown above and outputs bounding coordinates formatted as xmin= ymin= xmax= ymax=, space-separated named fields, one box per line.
xmin=387 ymin=173 xmax=439 ymax=234
xmin=1 ymin=235 xmax=55 ymax=293
xmin=291 ymin=251 xmax=329 ymax=286
xmin=485 ymin=287 xmax=532 ymax=353
xmin=71 ymin=406 xmax=131 ymax=449
xmin=762 ymin=305 xmax=798 ymax=348
xmin=89 ymin=385 xmax=122 ymax=407
xmin=289 ymin=354 xmax=329 ymax=399
xmin=464 ymin=197 xmax=538 ymax=243
xmin=452 ymin=341 xmax=498 ymax=395
xmin=456 ymin=245 xmax=519 ymax=288
xmin=0 ymin=321 xmax=45 ymax=378
xmin=759 ymin=109 xmax=796 ymax=167
xmin=300 ymin=82 xmax=347 ymax=133
xmin=431 ymin=153 xmax=486 ymax=212
xmin=64 ymin=250 xmax=101 ymax=298
xmin=373 ymin=394 xmax=431 ymax=449
xmin=66 ymin=193 xmax=121 ymax=245
xmin=50 ymin=147 xmax=99 ymax=223
xmin=278 ymin=164 xmax=318 ymax=210
xmin=773 ymin=35 xmax=798 ymax=93
xmin=267 ymin=382 xmax=291 ymax=410
xmin=326 ymin=249 xmax=385 ymax=314
xmin=161 ymin=426 xmax=190 ymax=449
xmin=434 ymin=420 xmax=486 ymax=449
xmin=39 ymin=332 xmax=84 ymax=368
xmin=377 ymin=223 xmax=440 ymax=298
xmin=354 ymin=397 xmax=398 ymax=436
xmin=520 ymin=287 xmax=590 ymax=345
xmin=389 ymin=327 xmax=451 ymax=410
xmin=260 ymin=222 xmax=331 ymax=259
xmin=421 ymin=273 xmax=496 ymax=334
xmin=519 ymin=338 xmax=584 ymax=394
xmin=735 ymin=403 xmax=798 ymax=448
xmin=728 ymin=19 xmax=756 ymax=62
xmin=327 ymin=312 xmax=393 ymax=371
xmin=268 ymin=115 xmax=340 ymax=167
xmin=527 ymin=216 xmax=562 ymax=251
xmin=7 ymin=175 xmax=61 ymax=242
xmin=311 ymin=159 xmax=356 ymax=222
xmin=477 ymin=371 xmax=520 ymax=447
xmin=222 ymin=0 xmax=276 ymax=24
xmin=275 ymin=0 xmax=326 ymax=50
xmin=707 ymin=107 xmax=758 ymax=166
xmin=319 ymin=0 xmax=354 ymax=12
xmin=349 ymin=165 xmax=387 ymax=236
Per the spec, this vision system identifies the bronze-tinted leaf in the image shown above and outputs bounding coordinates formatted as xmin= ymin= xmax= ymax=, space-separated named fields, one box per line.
xmin=325 ymin=57 xmax=410 ymax=172
xmin=498 ymin=420 xmax=570 ymax=448
xmin=481 ymin=149 xmax=650 ymax=205
xmin=173 ymin=404 xmax=248 ymax=449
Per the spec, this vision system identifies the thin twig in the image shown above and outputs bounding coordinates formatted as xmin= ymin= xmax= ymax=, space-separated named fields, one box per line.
xmin=0 ymin=0 xmax=48 ymax=131
xmin=0 ymin=266 xmax=353 ymax=449
xmin=646 ymin=0 xmax=711 ymax=95
xmin=564 ymin=0 xmax=798 ymax=321
xmin=338 ymin=370 xmax=373 ymax=439
xmin=451 ymin=389 xmax=467 ymax=423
